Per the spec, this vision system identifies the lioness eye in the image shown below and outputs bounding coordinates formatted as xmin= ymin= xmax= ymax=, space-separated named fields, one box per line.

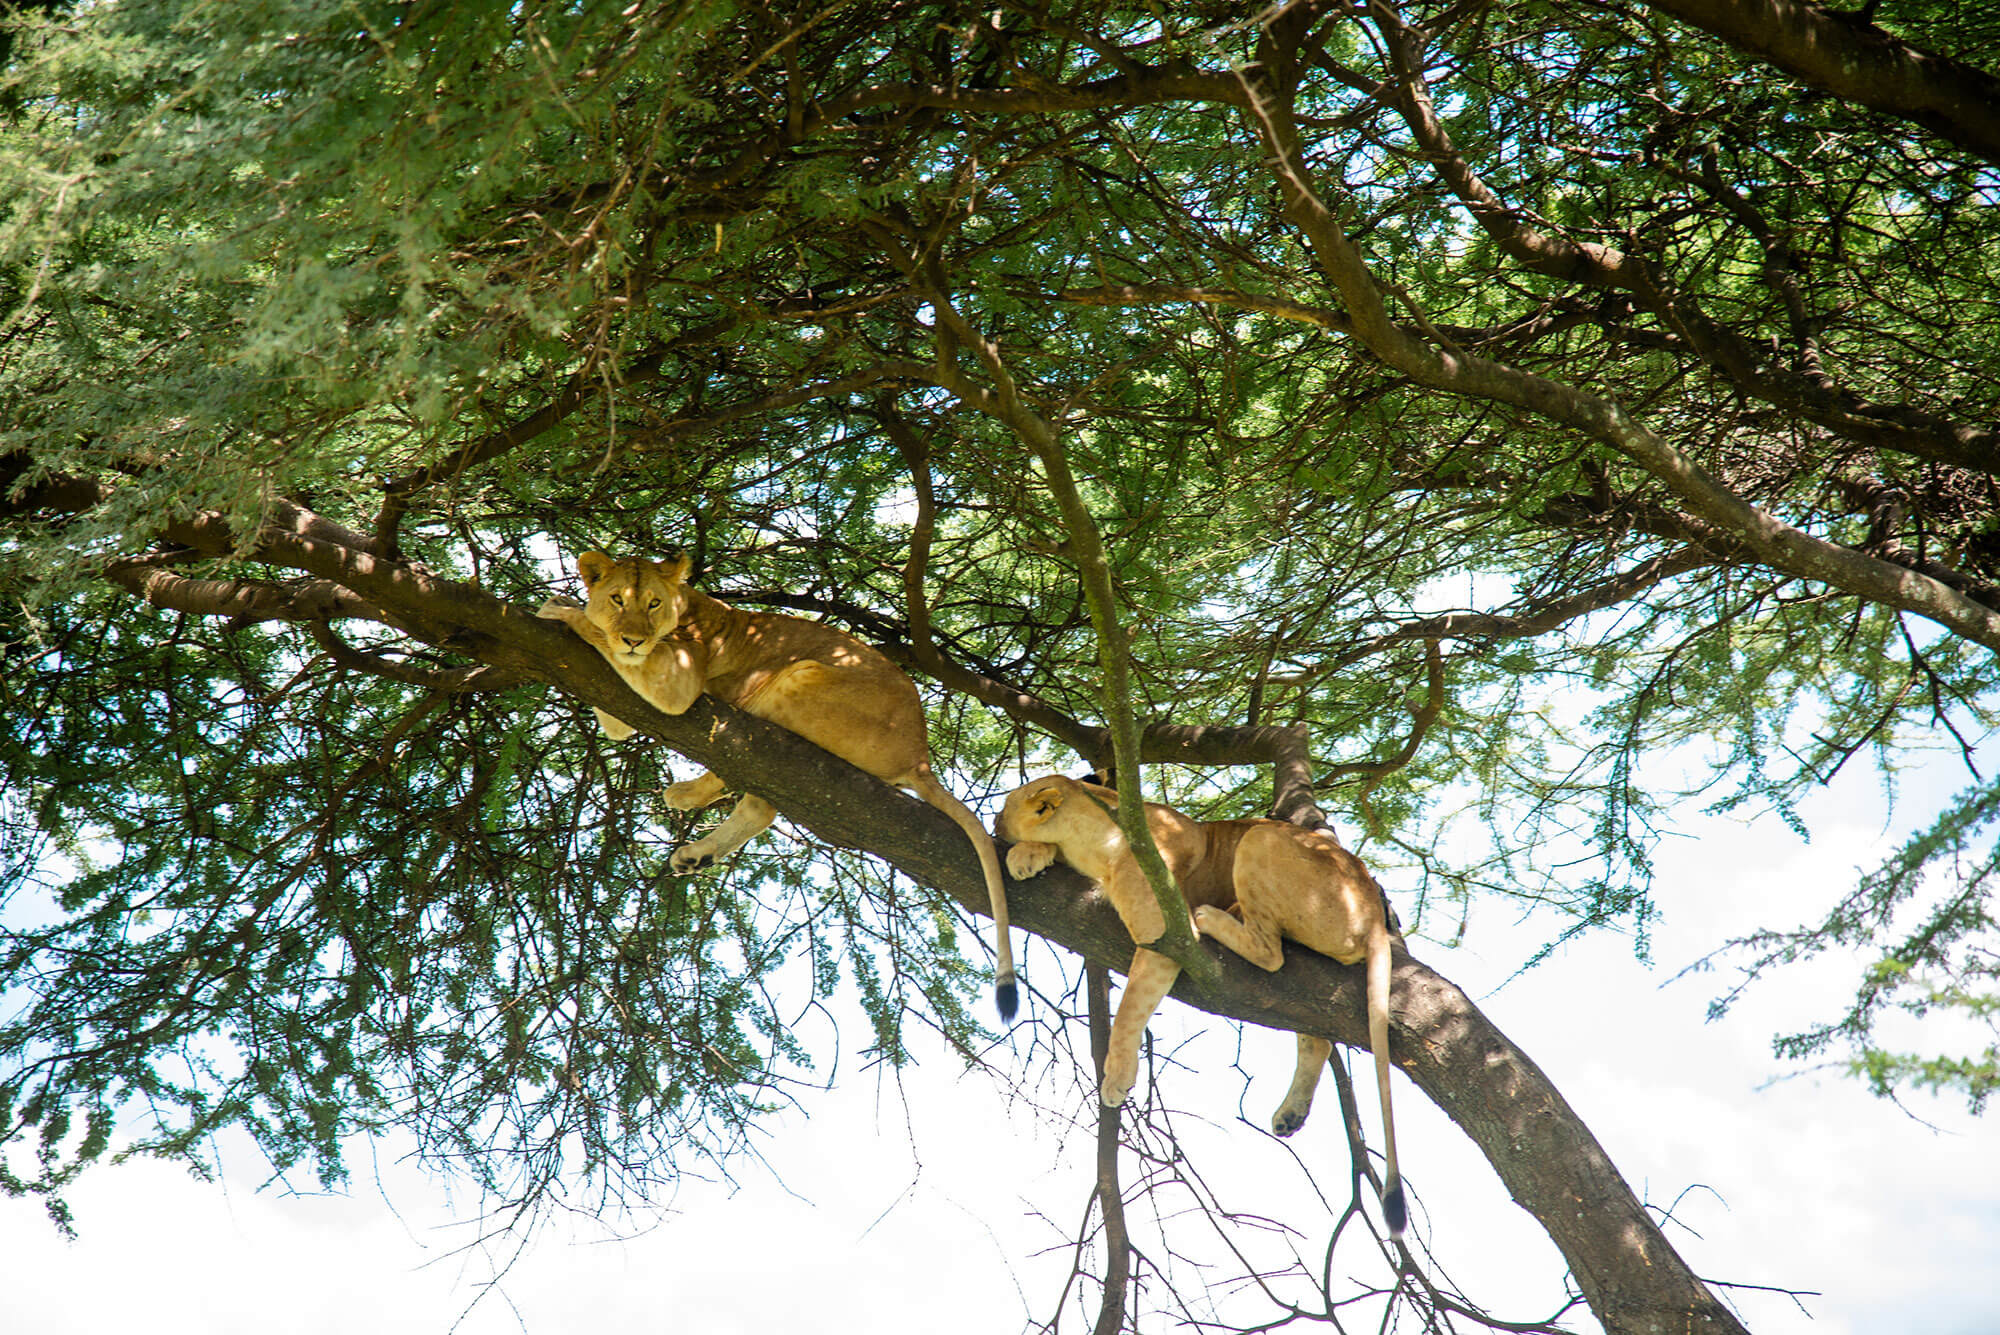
xmin=648 ymin=598 xmax=660 ymax=610
xmin=610 ymin=594 xmax=624 ymax=606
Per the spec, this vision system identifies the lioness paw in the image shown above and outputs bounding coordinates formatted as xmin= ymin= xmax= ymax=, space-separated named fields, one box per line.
xmin=1271 ymin=1105 xmax=1309 ymax=1138
xmin=670 ymin=844 xmax=716 ymax=874
xmin=1005 ymin=840 xmax=1058 ymax=881
xmin=591 ymin=707 xmax=637 ymax=741
xmin=661 ymin=774 xmax=726 ymax=811
xmin=1099 ymin=1062 xmax=1136 ymax=1109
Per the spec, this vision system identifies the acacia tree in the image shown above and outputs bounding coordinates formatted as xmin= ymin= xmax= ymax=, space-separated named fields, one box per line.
xmin=2 ymin=2 xmax=1995 ymax=1332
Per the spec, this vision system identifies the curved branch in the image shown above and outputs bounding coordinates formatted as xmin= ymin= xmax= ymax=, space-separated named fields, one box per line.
xmin=1325 ymin=640 xmax=1444 ymax=786
xmin=1354 ymin=5 xmax=1999 ymax=476
xmin=1236 ymin=48 xmax=2000 ymax=656
xmin=1639 ymin=0 xmax=2000 ymax=167
xmin=80 ymin=502 xmax=1748 ymax=1334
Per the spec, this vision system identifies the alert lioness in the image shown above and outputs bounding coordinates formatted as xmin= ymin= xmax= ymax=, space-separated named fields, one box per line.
xmin=540 ymin=550 xmax=1017 ymax=1019
xmin=995 ymin=774 xmax=1404 ymax=1235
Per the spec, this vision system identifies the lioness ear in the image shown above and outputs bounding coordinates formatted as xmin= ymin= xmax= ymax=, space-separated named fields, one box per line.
xmin=1027 ymin=781 xmax=1067 ymax=813
xmin=577 ymin=550 xmax=615 ymax=589
xmin=654 ymin=551 xmax=693 ymax=584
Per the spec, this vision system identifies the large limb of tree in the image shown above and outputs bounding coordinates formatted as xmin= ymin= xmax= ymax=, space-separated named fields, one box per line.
xmin=1237 ymin=18 xmax=2000 ymax=655
xmin=92 ymin=507 xmax=1747 ymax=1335
xmin=1637 ymin=0 xmax=2000 ymax=167
xmin=562 ymin=618 xmax=1750 ymax=1335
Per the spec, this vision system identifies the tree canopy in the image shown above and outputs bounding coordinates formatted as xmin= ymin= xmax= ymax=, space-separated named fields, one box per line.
xmin=3 ymin=2 xmax=1996 ymax=1332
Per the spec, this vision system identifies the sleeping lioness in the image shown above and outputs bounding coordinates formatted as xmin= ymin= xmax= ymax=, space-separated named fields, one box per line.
xmin=540 ymin=550 xmax=1018 ymax=1019
xmin=995 ymin=774 xmax=1404 ymax=1236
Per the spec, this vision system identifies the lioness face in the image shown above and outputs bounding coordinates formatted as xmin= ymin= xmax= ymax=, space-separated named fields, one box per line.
xmin=576 ymin=550 xmax=691 ymax=667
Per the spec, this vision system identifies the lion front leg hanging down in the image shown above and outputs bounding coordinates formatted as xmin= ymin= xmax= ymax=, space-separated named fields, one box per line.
xmin=994 ymin=774 xmax=1406 ymax=1237
xmin=540 ymin=549 xmax=1020 ymax=1021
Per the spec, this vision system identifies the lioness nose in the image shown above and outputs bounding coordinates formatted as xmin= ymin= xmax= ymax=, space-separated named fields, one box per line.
xmin=621 ymin=634 xmax=647 ymax=649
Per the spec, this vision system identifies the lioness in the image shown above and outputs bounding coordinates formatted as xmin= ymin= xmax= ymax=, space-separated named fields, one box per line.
xmin=995 ymin=774 xmax=1404 ymax=1235
xmin=540 ymin=550 xmax=1017 ymax=1019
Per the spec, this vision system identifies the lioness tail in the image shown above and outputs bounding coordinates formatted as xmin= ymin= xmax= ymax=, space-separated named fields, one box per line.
xmin=910 ymin=772 xmax=1018 ymax=1022
xmin=1367 ymin=918 xmax=1403 ymax=1238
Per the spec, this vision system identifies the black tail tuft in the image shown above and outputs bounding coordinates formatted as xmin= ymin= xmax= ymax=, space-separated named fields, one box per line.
xmin=1382 ymin=1176 xmax=1407 ymax=1238
xmin=996 ymin=977 xmax=1019 ymax=1024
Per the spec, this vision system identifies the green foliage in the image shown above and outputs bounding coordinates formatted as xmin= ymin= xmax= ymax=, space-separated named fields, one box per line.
xmin=0 ymin=592 xmax=986 ymax=1223
xmin=2 ymin=0 xmax=1997 ymax=1222
xmin=1709 ymin=777 xmax=2000 ymax=1112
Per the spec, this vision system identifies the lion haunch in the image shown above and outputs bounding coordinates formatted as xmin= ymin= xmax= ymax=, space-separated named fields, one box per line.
xmin=995 ymin=774 xmax=1405 ymax=1236
xmin=540 ymin=550 xmax=1018 ymax=1020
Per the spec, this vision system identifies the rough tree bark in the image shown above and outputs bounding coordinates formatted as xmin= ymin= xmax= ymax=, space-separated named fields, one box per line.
xmin=615 ymin=681 xmax=1751 ymax=1335
xmin=1637 ymin=0 xmax=2000 ymax=167
xmin=105 ymin=513 xmax=1748 ymax=1335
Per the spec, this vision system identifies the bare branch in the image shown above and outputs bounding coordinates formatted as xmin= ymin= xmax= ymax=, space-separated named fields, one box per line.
xmin=1088 ymin=963 xmax=1132 ymax=1335
xmin=103 ymin=558 xmax=390 ymax=626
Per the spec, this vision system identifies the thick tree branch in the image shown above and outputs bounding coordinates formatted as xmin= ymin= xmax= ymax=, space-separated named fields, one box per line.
xmin=74 ymin=501 xmax=1750 ymax=1334
xmin=1356 ymin=4 xmax=2000 ymax=476
xmin=103 ymin=559 xmax=391 ymax=627
xmin=0 ymin=456 xmax=114 ymax=517
xmin=1639 ymin=0 xmax=2000 ymax=167
xmin=1236 ymin=44 xmax=2000 ymax=656
xmin=562 ymin=651 xmax=1746 ymax=1335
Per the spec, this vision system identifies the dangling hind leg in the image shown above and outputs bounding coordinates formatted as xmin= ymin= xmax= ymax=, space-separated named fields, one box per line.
xmin=1271 ymin=1034 xmax=1332 ymax=1136
xmin=670 ymin=793 xmax=776 ymax=872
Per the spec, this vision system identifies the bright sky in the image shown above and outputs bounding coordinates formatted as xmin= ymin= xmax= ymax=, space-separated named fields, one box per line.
xmin=5 ymin=743 xmax=1997 ymax=1334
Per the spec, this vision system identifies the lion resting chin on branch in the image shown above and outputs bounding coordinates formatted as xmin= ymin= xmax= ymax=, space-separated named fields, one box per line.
xmin=995 ymin=774 xmax=1405 ymax=1236
xmin=540 ymin=549 xmax=1018 ymax=1021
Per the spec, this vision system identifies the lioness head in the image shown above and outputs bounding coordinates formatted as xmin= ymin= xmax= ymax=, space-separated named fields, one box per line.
xmin=994 ymin=776 xmax=1075 ymax=844
xmin=576 ymin=550 xmax=692 ymax=667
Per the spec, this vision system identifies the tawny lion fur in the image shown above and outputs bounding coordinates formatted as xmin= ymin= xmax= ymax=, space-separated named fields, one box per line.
xmin=994 ymin=774 xmax=1404 ymax=1235
xmin=540 ymin=550 xmax=1017 ymax=1018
